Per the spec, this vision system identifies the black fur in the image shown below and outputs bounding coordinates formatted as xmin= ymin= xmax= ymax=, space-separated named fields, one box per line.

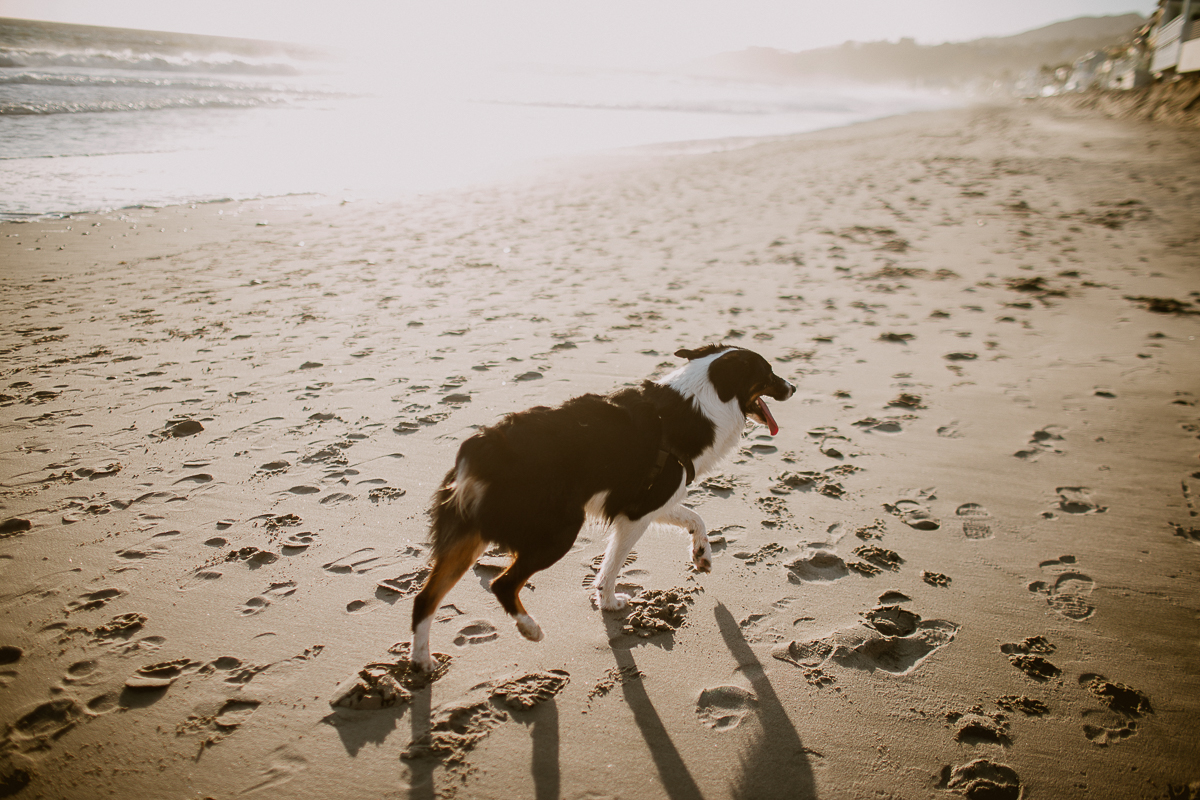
xmin=430 ymin=379 xmax=713 ymax=562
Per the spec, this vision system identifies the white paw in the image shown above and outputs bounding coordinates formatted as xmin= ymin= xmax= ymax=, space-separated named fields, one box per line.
xmin=515 ymin=614 xmax=544 ymax=642
xmin=410 ymin=644 xmax=436 ymax=673
xmin=598 ymin=591 xmax=631 ymax=612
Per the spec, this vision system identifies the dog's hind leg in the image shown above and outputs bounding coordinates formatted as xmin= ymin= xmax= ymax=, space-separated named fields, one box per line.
xmin=657 ymin=505 xmax=711 ymax=573
xmin=490 ymin=557 xmax=547 ymax=642
xmin=410 ymin=531 xmax=486 ymax=672
xmin=492 ymin=534 xmax=576 ymax=642
xmin=594 ymin=515 xmax=653 ymax=611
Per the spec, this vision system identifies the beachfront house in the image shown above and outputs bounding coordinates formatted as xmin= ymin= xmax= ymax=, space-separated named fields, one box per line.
xmin=1150 ymin=0 xmax=1200 ymax=74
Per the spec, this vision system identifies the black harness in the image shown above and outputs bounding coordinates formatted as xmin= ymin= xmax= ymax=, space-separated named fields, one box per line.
xmin=644 ymin=443 xmax=695 ymax=490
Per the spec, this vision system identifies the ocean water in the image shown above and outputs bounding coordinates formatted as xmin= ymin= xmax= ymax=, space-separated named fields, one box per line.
xmin=0 ymin=17 xmax=962 ymax=220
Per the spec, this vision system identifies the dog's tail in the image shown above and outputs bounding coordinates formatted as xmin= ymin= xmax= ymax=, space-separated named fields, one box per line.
xmin=429 ymin=433 xmax=498 ymax=560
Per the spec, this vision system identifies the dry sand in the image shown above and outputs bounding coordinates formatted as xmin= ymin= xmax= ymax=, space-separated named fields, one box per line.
xmin=1 ymin=102 xmax=1198 ymax=800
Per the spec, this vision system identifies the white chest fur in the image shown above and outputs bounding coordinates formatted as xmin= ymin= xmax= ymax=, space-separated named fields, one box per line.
xmin=659 ymin=351 xmax=746 ymax=479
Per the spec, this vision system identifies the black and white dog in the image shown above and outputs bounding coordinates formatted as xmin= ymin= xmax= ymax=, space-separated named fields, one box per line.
xmin=410 ymin=344 xmax=794 ymax=671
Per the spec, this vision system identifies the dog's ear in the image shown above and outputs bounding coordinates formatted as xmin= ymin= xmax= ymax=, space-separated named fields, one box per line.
xmin=675 ymin=344 xmax=728 ymax=361
xmin=708 ymin=349 xmax=768 ymax=403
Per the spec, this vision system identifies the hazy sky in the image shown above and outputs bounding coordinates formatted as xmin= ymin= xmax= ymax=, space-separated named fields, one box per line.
xmin=0 ymin=0 xmax=1158 ymax=68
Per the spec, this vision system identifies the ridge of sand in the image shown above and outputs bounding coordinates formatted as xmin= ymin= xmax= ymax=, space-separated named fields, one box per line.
xmin=1 ymin=102 xmax=1198 ymax=799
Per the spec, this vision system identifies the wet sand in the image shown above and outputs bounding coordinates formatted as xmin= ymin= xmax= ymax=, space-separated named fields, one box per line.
xmin=1 ymin=101 xmax=1199 ymax=799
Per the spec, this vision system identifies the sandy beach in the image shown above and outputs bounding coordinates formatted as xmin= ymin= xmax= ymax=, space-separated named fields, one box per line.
xmin=1 ymin=101 xmax=1198 ymax=799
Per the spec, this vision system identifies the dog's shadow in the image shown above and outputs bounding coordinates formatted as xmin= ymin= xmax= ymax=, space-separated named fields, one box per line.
xmin=713 ymin=602 xmax=818 ymax=800
xmin=602 ymin=614 xmax=704 ymax=800
xmin=322 ymin=704 xmax=408 ymax=759
xmin=601 ymin=603 xmax=819 ymax=800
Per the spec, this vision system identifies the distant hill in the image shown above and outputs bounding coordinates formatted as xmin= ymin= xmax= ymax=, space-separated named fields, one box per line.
xmin=684 ymin=13 xmax=1146 ymax=87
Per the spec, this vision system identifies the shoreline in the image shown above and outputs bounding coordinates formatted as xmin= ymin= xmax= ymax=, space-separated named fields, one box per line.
xmin=2 ymin=102 xmax=1199 ymax=799
xmin=0 ymin=87 xmax=968 ymax=224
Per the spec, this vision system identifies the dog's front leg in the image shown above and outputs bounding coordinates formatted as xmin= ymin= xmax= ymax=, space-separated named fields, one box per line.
xmin=594 ymin=516 xmax=652 ymax=610
xmin=657 ymin=505 xmax=711 ymax=572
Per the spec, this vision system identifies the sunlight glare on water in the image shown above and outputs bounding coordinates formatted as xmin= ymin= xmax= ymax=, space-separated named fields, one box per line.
xmin=0 ymin=16 xmax=963 ymax=217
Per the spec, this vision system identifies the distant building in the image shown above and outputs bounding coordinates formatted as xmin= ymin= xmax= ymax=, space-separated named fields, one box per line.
xmin=1064 ymin=51 xmax=1111 ymax=91
xmin=1150 ymin=0 xmax=1200 ymax=74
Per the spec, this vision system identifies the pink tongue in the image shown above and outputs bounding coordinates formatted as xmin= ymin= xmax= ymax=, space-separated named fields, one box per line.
xmin=757 ymin=397 xmax=779 ymax=436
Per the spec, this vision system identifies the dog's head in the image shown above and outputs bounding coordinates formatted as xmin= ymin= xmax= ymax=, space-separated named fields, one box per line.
xmin=675 ymin=345 xmax=795 ymax=435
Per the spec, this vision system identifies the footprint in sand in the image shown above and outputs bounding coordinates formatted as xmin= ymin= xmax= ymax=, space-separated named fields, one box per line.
xmin=695 ymin=685 xmax=758 ymax=730
xmin=329 ymin=663 xmax=421 ymax=711
xmin=125 ymin=657 xmax=201 ymax=690
xmin=733 ymin=542 xmax=787 ymax=566
xmin=225 ymin=646 xmax=324 ymax=694
xmin=738 ymin=598 xmax=813 ymax=644
xmin=109 ymin=633 xmax=165 ymax=656
xmin=86 ymin=692 xmax=120 ymax=715
xmin=257 ymin=460 xmax=290 ymax=476
xmin=197 ymin=656 xmax=269 ymax=686
xmin=996 ymin=695 xmax=1049 ymax=716
xmin=955 ymin=503 xmax=995 ymax=540
xmin=5 ymin=698 xmax=85 ymax=751
xmin=1082 ymin=714 xmax=1138 ymax=746
xmin=454 ymin=620 xmax=500 ymax=647
xmin=179 ymin=569 xmax=223 ymax=591
xmin=938 ymin=759 xmax=1022 ymax=800
xmin=1182 ymin=471 xmax=1199 ymax=517
xmin=773 ymin=604 xmax=958 ymax=676
xmin=116 ymin=541 xmax=170 ymax=561
xmin=622 ymin=588 xmax=697 ymax=638
xmin=1000 ymin=635 xmax=1055 ymax=655
xmin=936 ymin=421 xmax=963 ymax=439
xmin=401 ymin=697 xmax=507 ymax=763
xmin=238 ymin=581 xmax=297 ymax=616
xmin=377 ymin=569 xmax=429 ymax=596
xmin=396 ymin=670 xmax=569 ymax=761
xmin=1055 ymin=486 xmax=1107 ymax=515
xmin=346 ymin=569 xmax=431 ymax=614
xmin=581 ymin=551 xmax=639 ymax=590
xmin=393 ymin=412 xmax=450 ymax=435
xmin=489 ymin=670 xmax=570 ymax=710
xmin=213 ymin=698 xmax=261 ymax=729
xmin=884 ymin=491 xmax=940 ymax=530
xmin=1172 ymin=522 xmax=1200 ymax=544
xmin=1078 ymin=673 xmax=1151 ymax=746
xmin=280 ymin=532 xmax=316 ymax=553
xmin=851 ymin=545 xmax=903 ymax=573
xmin=1006 ymin=653 xmax=1062 ymax=682
xmin=862 ymin=605 xmax=919 ymax=636
xmin=1028 ymin=556 xmax=1096 ymax=620
xmin=1014 ymin=425 xmax=1066 ymax=461
xmin=322 ymin=548 xmax=385 ymax=575
xmin=62 ymin=659 xmax=103 ymax=686
xmin=948 ymin=711 xmax=1011 ymax=746
xmin=1080 ymin=673 xmax=1152 ymax=716
xmin=367 ymin=486 xmax=406 ymax=503
xmin=786 ymin=547 xmax=850 ymax=583
xmin=65 ymin=587 xmax=126 ymax=613
xmin=197 ymin=655 xmax=245 ymax=678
